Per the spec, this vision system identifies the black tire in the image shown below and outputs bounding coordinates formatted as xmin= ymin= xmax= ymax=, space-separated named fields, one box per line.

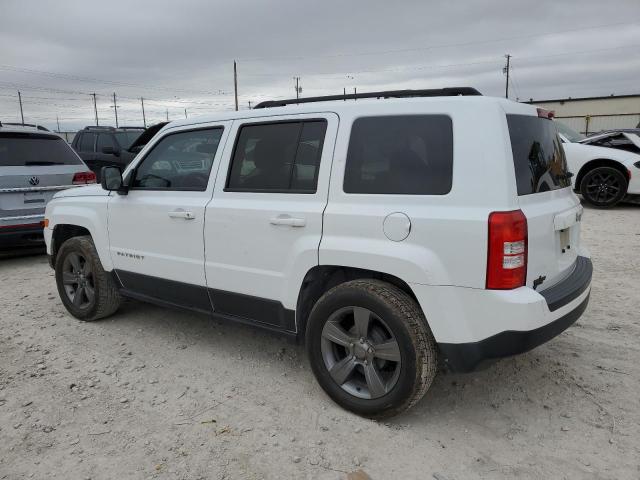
xmin=305 ymin=279 xmax=437 ymax=418
xmin=55 ymin=235 xmax=122 ymax=321
xmin=580 ymin=166 xmax=627 ymax=208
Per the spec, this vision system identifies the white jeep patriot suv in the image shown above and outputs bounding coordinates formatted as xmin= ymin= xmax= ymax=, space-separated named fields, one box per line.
xmin=44 ymin=88 xmax=592 ymax=418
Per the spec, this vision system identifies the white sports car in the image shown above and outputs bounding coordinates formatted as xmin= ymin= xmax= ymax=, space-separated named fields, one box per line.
xmin=556 ymin=122 xmax=640 ymax=208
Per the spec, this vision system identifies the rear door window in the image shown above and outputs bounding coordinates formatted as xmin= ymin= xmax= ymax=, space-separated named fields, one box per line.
xmin=0 ymin=133 xmax=82 ymax=166
xmin=78 ymin=132 xmax=97 ymax=152
xmin=344 ymin=115 xmax=453 ymax=195
xmin=507 ymin=115 xmax=570 ymax=195
xmin=226 ymin=120 xmax=327 ymax=193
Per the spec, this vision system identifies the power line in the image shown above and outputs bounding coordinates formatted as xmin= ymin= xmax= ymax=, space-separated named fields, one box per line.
xmin=3 ymin=40 xmax=638 ymax=127
xmin=238 ymin=19 xmax=640 ymax=62
xmin=0 ymin=64 xmax=229 ymax=96
xmin=239 ymin=43 xmax=640 ymax=78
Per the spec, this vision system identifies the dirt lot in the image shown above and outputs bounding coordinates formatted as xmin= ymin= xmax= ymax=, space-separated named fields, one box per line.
xmin=0 ymin=205 xmax=638 ymax=480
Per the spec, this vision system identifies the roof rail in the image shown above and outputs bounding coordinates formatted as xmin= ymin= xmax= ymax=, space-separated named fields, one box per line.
xmin=253 ymin=87 xmax=482 ymax=109
xmin=82 ymin=125 xmax=144 ymax=131
xmin=82 ymin=125 xmax=116 ymax=131
xmin=1 ymin=122 xmax=50 ymax=131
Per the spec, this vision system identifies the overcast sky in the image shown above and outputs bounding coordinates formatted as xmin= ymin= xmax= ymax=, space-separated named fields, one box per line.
xmin=1 ymin=0 xmax=639 ymax=131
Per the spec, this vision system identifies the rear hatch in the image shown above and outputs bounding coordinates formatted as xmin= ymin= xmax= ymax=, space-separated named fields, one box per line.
xmin=507 ymin=112 xmax=581 ymax=291
xmin=0 ymin=132 xmax=87 ymax=225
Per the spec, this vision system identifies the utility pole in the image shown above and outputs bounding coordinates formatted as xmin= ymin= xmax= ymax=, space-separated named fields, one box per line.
xmin=111 ymin=92 xmax=119 ymax=127
xmin=140 ymin=97 xmax=147 ymax=128
xmin=233 ymin=60 xmax=239 ymax=111
xmin=90 ymin=93 xmax=99 ymax=126
xmin=184 ymin=108 xmax=187 ymax=119
xmin=56 ymin=115 xmax=61 ymax=132
xmin=503 ymin=54 xmax=511 ymax=99
xmin=166 ymin=108 xmax=169 ymax=121
xmin=17 ymin=91 xmax=24 ymax=124
xmin=294 ymin=77 xmax=301 ymax=99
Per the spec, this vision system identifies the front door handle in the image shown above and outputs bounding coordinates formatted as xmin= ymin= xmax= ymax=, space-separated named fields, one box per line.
xmin=269 ymin=215 xmax=306 ymax=227
xmin=168 ymin=209 xmax=196 ymax=220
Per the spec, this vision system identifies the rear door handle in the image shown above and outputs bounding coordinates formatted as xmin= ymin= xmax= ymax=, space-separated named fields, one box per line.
xmin=269 ymin=215 xmax=306 ymax=227
xmin=168 ymin=209 xmax=196 ymax=220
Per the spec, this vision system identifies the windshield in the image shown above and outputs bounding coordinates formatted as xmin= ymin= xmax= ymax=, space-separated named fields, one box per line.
xmin=114 ymin=130 xmax=143 ymax=149
xmin=0 ymin=133 xmax=82 ymax=166
xmin=555 ymin=122 xmax=585 ymax=142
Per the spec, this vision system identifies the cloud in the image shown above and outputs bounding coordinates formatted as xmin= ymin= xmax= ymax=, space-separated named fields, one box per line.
xmin=0 ymin=0 xmax=638 ymax=130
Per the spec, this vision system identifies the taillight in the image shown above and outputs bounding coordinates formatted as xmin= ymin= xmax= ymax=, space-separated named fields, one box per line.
xmin=486 ymin=210 xmax=528 ymax=289
xmin=72 ymin=171 xmax=96 ymax=185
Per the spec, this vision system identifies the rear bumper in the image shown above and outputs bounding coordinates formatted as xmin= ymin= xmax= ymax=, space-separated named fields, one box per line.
xmin=439 ymin=293 xmax=589 ymax=372
xmin=411 ymin=256 xmax=593 ymax=373
xmin=0 ymin=222 xmax=45 ymax=248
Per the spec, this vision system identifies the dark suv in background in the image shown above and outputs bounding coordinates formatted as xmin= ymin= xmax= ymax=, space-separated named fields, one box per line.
xmin=71 ymin=126 xmax=144 ymax=180
xmin=72 ymin=124 xmax=168 ymax=180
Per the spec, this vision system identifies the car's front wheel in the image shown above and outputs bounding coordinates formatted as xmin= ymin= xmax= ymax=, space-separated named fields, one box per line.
xmin=306 ymin=279 xmax=437 ymax=418
xmin=55 ymin=235 xmax=122 ymax=321
xmin=580 ymin=166 xmax=627 ymax=208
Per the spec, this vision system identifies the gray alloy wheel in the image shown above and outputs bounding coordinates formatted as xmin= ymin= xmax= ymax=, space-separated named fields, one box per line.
xmin=61 ymin=251 xmax=96 ymax=309
xmin=306 ymin=279 xmax=438 ymax=418
xmin=321 ymin=306 xmax=402 ymax=399
xmin=55 ymin=235 xmax=122 ymax=321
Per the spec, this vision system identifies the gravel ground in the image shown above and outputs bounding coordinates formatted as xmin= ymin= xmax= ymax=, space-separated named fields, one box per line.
xmin=0 ymin=205 xmax=639 ymax=480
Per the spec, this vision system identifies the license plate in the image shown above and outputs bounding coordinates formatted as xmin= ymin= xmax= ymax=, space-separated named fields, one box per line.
xmin=23 ymin=191 xmax=46 ymax=205
xmin=559 ymin=228 xmax=570 ymax=253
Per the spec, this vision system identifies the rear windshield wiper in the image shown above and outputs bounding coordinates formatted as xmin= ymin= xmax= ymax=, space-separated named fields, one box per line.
xmin=24 ymin=161 xmax=56 ymax=165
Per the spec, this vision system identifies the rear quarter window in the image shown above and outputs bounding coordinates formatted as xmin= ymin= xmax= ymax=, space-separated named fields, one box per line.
xmin=0 ymin=133 xmax=82 ymax=166
xmin=344 ymin=115 xmax=453 ymax=195
xmin=507 ymin=114 xmax=570 ymax=195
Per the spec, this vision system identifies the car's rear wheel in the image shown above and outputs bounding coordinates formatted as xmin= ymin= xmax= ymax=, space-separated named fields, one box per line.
xmin=55 ymin=236 xmax=121 ymax=321
xmin=306 ymin=279 xmax=437 ymax=418
xmin=580 ymin=166 xmax=627 ymax=208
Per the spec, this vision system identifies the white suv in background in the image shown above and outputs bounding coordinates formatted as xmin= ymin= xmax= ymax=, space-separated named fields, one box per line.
xmin=43 ymin=88 xmax=592 ymax=418
xmin=0 ymin=122 xmax=95 ymax=248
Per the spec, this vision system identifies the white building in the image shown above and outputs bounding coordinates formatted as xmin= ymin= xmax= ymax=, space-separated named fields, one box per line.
xmin=526 ymin=94 xmax=640 ymax=135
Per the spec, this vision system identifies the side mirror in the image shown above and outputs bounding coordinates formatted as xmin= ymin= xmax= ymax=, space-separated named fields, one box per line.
xmin=101 ymin=166 xmax=125 ymax=194
xmin=102 ymin=146 xmax=120 ymax=156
